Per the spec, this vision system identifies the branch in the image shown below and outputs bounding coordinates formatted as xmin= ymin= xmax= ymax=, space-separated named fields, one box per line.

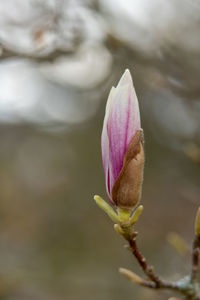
xmin=126 ymin=235 xmax=178 ymax=290
xmin=120 ymin=225 xmax=200 ymax=299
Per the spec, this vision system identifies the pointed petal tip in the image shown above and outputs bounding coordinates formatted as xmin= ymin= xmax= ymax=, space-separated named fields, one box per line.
xmin=123 ymin=69 xmax=133 ymax=82
xmin=124 ymin=68 xmax=131 ymax=75
xmin=117 ymin=69 xmax=133 ymax=88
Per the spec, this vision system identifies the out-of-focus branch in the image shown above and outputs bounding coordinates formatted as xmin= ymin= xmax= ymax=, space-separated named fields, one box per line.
xmin=190 ymin=208 xmax=200 ymax=288
xmin=190 ymin=235 xmax=200 ymax=283
xmin=0 ymin=45 xmax=74 ymax=62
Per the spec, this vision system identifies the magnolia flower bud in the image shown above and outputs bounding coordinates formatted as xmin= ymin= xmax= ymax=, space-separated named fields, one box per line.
xmin=101 ymin=69 xmax=144 ymax=210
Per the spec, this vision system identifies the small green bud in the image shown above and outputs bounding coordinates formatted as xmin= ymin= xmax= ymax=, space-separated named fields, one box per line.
xmin=94 ymin=195 xmax=119 ymax=223
xmin=130 ymin=205 xmax=143 ymax=226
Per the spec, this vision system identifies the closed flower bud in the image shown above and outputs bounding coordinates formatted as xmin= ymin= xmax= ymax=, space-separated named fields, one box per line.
xmin=101 ymin=69 xmax=144 ymax=210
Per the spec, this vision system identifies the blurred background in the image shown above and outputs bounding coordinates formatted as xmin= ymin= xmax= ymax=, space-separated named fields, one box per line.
xmin=0 ymin=0 xmax=199 ymax=299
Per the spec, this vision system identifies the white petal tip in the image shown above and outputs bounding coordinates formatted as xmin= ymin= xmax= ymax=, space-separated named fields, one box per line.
xmin=124 ymin=68 xmax=131 ymax=75
xmin=117 ymin=69 xmax=133 ymax=88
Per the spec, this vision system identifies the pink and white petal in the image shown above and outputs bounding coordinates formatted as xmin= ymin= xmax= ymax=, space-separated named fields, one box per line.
xmin=105 ymin=87 xmax=116 ymax=115
xmin=107 ymin=84 xmax=130 ymax=184
xmin=101 ymin=87 xmax=116 ymax=175
xmin=118 ymin=70 xmax=141 ymax=138
xmin=101 ymin=116 xmax=109 ymax=176
xmin=105 ymin=163 xmax=115 ymax=204
xmin=116 ymin=70 xmax=140 ymax=146
xmin=126 ymin=84 xmax=141 ymax=146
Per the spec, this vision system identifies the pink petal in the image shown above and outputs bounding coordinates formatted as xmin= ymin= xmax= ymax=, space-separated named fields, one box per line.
xmin=101 ymin=87 xmax=115 ymax=202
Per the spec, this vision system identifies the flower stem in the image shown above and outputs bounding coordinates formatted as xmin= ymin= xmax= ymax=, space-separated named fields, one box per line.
xmin=126 ymin=235 xmax=178 ymax=289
